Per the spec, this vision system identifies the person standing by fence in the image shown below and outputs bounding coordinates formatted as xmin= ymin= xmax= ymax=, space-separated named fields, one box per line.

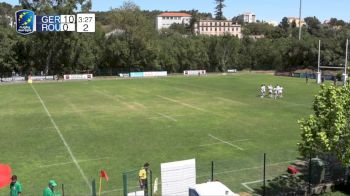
xmin=43 ymin=180 xmax=58 ymax=196
xmin=139 ymin=163 xmax=150 ymax=196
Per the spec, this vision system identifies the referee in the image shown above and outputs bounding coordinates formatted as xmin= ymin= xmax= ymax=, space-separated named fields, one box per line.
xmin=139 ymin=162 xmax=150 ymax=196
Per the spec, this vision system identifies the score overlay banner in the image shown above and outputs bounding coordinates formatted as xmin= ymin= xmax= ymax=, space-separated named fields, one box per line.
xmin=16 ymin=10 xmax=95 ymax=34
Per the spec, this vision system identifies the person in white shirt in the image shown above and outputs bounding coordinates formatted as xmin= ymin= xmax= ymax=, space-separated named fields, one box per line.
xmin=274 ymin=85 xmax=279 ymax=99
xmin=260 ymin=84 xmax=266 ymax=98
xmin=268 ymin=84 xmax=273 ymax=98
xmin=279 ymin=86 xmax=284 ymax=98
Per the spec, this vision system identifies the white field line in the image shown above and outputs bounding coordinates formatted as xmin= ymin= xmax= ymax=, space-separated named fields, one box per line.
xmin=39 ymin=157 xmax=111 ymax=168
xmin=156 ymin=112 xmax=178 ymax=122
xmin=31 ymin=85 xmax=91 ymax=191
xmin=156 ymin=95 xmax=208 ymax=112
xmin=148 ymin=114 xmax=185 ymax=119
xmin=101 ymin=189 xmax=121 ymax=194
xmin=241 ymin=179 xmax=266 ymax=194
xmin=156 ymin=95 xmax=226 ymax=118
xmin=197 ymin=139 xmax=249 ymax=147
xmin=208 ymin=134 xmax=244 ymax=151
xmin=216 ymin=97 xmax=247 ymax=106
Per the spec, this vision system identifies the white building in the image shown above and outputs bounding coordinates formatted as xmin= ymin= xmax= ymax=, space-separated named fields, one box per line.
xmin=194 ymin=20 xmax=242 ymax=38
xmin=1 ymin=15 xmax=14 ymax=28
xmin=238 ymin=12 xmax=256 ymax=23
xmin=7 ymin=16 xmax=14 ymax=28
xmin=156 ymin=12 xmax=192 ymax=30
xmin=287 ymin=17 xmax=306 ymax=27
xmin=266 ymin=20 xmax=278 ymax=27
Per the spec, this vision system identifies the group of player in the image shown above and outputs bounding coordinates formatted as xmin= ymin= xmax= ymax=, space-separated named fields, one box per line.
xmin=260 ymin=84 xmax=283 ymax=99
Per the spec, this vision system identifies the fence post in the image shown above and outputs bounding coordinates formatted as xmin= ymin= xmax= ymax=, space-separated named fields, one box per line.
xmin=149 ymin=170 xmax=153 ymax=196
xmin=62 ymin=184 xmax=65 ymax=196
xmin=308 ymin=155 xmax=312 ymax=195
xmin=263 ymin=153 xmax=266 ymax=196
xmin=91 ymin=179 xmax=96 ymax=196
xmin=211 ymin=161 xmax=214 ymax=181
xmin=123 ymin=173 xmax=128 ymax=196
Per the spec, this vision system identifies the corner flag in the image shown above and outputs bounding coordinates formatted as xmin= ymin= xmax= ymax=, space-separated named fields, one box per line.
xmin=100 ymin=170 xmax=109 ymax=181
xmin=98 ymin=170 xmax=109 ymax=196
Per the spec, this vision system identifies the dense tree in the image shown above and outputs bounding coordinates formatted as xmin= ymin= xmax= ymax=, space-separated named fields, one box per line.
xmin=280 ymin=17 xmax=290 ymax=31
xmin=1 ymin=0 xmax=350 ymax=76
xmin=214 ymin=0 xmax=225 ymax=20
xmin=305 ymin=16 xmax=321 ymax=30
xmin=298 ymin=85 xmax=350 ymax=165
xmin=329 ymin=18 xmax=346 ymax=27
xmin=0 ymin=28 xmax=18 ymax=78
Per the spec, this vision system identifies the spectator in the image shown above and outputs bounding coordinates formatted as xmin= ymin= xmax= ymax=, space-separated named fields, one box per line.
xmin=139 ymin=163 xmax=150 ymax=196
xmin=10 ymin=175 xmax=22 ymax=196
xmin=43 ymin=180 xmax=57 ymax=196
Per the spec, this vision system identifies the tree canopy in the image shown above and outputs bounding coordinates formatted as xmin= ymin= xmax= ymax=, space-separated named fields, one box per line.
xmin=0 ymin=1 xmax=350 ymax=77
xmin=214 ymin=0 xmax=225 ymax=20
xmin=298 ymin=85 xmax=350 ymax=165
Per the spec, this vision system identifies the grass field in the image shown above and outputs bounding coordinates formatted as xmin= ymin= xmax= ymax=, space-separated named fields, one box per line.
xmin=0 ymin=74 xmax=322 ymax=195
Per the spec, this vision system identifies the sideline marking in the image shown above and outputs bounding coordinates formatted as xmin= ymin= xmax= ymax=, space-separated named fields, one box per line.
xmin=242 ymin=180 xmax=263 ymax=192
xmin=156 ymin=112 xmax=178 ymax=122
xmin=208 ymin=134 xmax=244 ymax=151
xmin=39 ymin=157 xmax=111 ymax=168
xmin=31 ymin=85 xmax=91 ymax=191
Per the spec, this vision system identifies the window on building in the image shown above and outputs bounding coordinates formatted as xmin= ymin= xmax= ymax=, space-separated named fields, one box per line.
xmin=206 ymin=27 xmax=208 ymax=31
xmin=215 ymin=28 xmax=217 ymax=31
xmin=236 ymin=27 xmax=239 ymax=31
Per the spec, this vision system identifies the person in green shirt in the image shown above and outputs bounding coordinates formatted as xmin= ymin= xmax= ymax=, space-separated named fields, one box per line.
xmin=43 ymin=180 xmax=58 ymax=196
xmin=10 ymin=175 xmax=22 ymax=196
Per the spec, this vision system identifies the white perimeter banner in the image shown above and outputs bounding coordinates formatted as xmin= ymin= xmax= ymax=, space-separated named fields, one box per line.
xmin=64 ymin=74 xmax=93 ymax=80
xmin=1 ymin=77 xmax=25 ymax=82
xmin=161 ymin=159 xmax=196 ymax=196
xmin=183 ymin=70 xmax=206 ymax=76
xmin=31 ymin=76 xmax=55 ymax=80
xmin=143 ymin=71 xmax=167 ymax=77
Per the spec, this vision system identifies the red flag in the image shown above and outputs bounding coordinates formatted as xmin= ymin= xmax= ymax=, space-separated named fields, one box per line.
xmin=0 ymin=164 xmax=12 ymax=189
xmin=100 ymin=170 xmax=109 ymax=182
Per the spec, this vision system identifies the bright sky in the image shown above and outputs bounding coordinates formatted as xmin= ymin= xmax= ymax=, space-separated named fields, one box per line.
xmin=3 ymin=0 xmax=350 ymax=23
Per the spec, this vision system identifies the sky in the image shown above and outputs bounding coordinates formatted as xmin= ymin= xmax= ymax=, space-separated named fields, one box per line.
xmin=3 ymin=0 xmax=350 ymax=23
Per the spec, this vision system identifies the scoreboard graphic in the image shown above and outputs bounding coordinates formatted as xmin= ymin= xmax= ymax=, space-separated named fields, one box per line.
xmin=16 ymin=10 xmax=95 ymax=35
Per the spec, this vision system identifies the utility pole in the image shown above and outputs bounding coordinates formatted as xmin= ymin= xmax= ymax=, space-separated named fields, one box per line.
xmin=344 ymin=39 xmax=349 ymax=85
xmin=298 ymin=0 xmax=302 ymax=40
xmin=317 ymin=40 xmax=321 ymax=84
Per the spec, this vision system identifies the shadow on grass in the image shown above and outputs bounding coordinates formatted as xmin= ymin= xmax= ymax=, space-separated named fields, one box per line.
xmin=253 ymin=174 xmax=307 ymax=196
